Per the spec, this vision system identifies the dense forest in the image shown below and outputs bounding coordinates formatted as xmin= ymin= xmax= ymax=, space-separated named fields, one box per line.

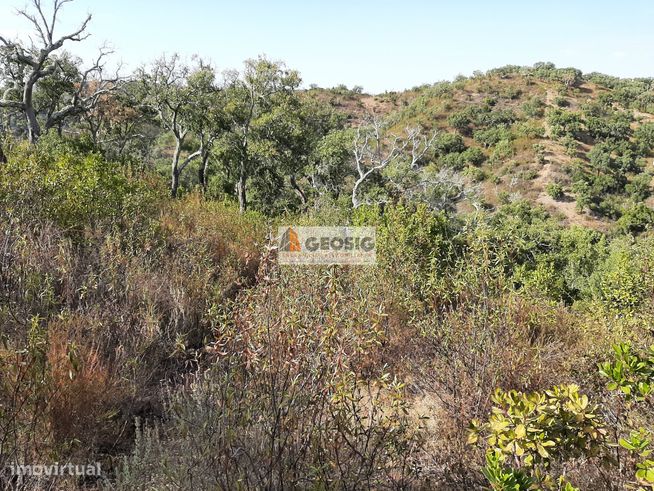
xmin=1 ymin=1 xmax=654 ymax=490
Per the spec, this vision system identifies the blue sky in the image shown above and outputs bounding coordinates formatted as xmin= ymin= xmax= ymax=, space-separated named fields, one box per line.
xmin=1 ymin=0 xmax=653 ymax=93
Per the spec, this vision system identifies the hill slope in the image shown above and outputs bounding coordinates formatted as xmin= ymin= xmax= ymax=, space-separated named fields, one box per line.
xmin=311 ymin=64 xmax=654 ymax=231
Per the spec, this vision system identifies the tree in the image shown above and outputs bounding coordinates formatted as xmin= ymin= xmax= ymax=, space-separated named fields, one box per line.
xmin=309 ymin=129 xmax=353 ymax=197
xmin=79 ymin=80 xmax=157 ymax=161
xmin=138 ymin=56 xmax=218 ymax=197
xmin=0 ymin=0 xmax=115 ymax=143
xmin=186 ymin=68 xmax=227 ymax=192
xmin=221 ymin=57 xmax=301 ymax=212
xmin=351 ymin=117 xmax=436 ymax=208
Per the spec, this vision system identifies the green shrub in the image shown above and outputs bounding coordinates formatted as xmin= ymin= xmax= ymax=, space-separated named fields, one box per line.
xmin=462 ymin=146 xmax=487 ymax=166
xmin=469 ymin=385 xmax=606 ymax=489
xmin=435 ymin=131 xmax=466 ymax=154
xmin=491 ymin=139 xmax=514 ymax=162
xmin=522 ymin=97 xmax=545 ymax=118
xmin=0 ymin=138 xmax=163 ymax=234
xmin=546 ymin=182 xmax=565 ymax=200
xmin=554 ymin=96 xmax=570 ymax=107
xmin=590 ymin=244 xmax=647 ymax=313
xmin=625 ymin=173 xmax=653 ymax=201
xmin=547 ymin=109 xmax=583 ymax=139
xmin=464 ymin=166 xmax=486 ymax=182
xmin=474 ymin=126 xmax=513 ymax=148
xmin=617 ymin=203 xmax=654 ymax=235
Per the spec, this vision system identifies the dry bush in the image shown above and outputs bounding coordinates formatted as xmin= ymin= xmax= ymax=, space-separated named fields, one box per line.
xmin=407 ymin=292 xmax=590 ymax=488
xmin=115 ymin=258 xmax=424 ymax=490
xmin=0 ymin=194 xmax=265 ymax=487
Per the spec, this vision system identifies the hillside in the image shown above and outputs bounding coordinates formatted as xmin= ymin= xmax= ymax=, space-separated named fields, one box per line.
xmin=2 ymin=3 xmax=654 ymax=486
xmin=310 ymin=64 xmax=654 ymax=231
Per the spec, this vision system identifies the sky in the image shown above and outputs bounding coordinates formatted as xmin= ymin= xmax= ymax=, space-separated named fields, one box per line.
xmin=0 ymin=0 xmax=653 ymax=94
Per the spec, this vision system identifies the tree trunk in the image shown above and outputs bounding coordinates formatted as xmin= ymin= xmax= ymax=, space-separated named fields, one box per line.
xmin=25 ymin=106 xmax=40 ymax=144
xmin=290 ymin=174 xmax=307 ymax=207
xmin=352 ymin=178 xmax=363 ymax=208
xmin=24 ymin=80 xmax=40 ymax=144
xmin=171 ymin=168 xmax=180 ymax=198
xmin=171 ymin=138 xmax=182 ymax=198
xmin=0 ymin=143 xmax=6 ymax=164
xmin=198 ymin=152 xmax=210 ymax=193
xmin=237 ymin=160 xmax=247 ymax=213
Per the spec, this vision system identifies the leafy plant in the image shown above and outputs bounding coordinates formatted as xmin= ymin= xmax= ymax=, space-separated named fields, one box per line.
xmin=546 ymin=182 xmax=565 ymax=201
xmin=469 ymin=385 xmax=606 ymax=489
xmin=599 ymin=343 xmax=654 ymax=402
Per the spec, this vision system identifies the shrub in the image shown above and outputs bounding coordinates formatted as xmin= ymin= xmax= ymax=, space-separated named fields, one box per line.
xmin=533 ymin=143 xmax=546 ymax=164
xmin=491 ymin=139 xmax=514 ymax=162
xmin=590 ymin=243 xmax=647 ymax=313
xmin=616 ymin=203 xmax=654 ymax=235
xmin=554 ymin=96 xmax=570 ymax=107
xmin=115 ymin=261 xmax=424 ymax=489
xmin=514 ymin=121 xmax=545 ymax=139
xmin=435 ymin=131 xmax=466 ymax=154
xmin=625 ymin=172 xmax=653 ymax=201
xmin=0 ymin=138 xmax=163 ymax=235
xmin=462 ymin=146 xmax=486 ymax=166
xmin=522 ymin=97 xmax=545 ymax=118
xmin=474 ymin=126 xmax=513 ymax=148
xmin=547 ymin=109 xmax=583 ymax=139
xmin=546 ymin=182 xmax=565 ymax=200
xmin=464 ymin=166 xmax=486 ymax=183
xmin=600 ymin=344 xmax=654 ymax=488
xmin=469 ymin=385 xmax=607 ymax=489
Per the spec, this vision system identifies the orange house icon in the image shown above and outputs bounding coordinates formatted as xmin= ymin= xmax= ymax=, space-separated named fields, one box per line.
xmin=280 ymin=227 xmax=301 ymax=252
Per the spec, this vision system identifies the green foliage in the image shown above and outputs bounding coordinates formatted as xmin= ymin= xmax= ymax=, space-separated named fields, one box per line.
xmin=601 ymin=345 xmax=654 ymax=489
xmin=547 ymin=109 xmax=583 ymax=139
xmin=470 ymin=385 xmax=606 ymax=489
xmin=522 ymin=97 xmax=545 ymax=118
xmin=514 ymin=121 xmax=545 ymax=139
xmin=491 ymin=139 xmax=514 ymax=162
xmin=591 ymin=243 xmax=647 ymax=313
xmin=626 ymin=173 xmax=653 ymax=201
xmin=599 ymin=343 xmax=654 ymax=402
xmin=464 ymin=165 xmax=486 ymax=182
xmin=620 ymin=430 xmax=654 ymax=489
xmin=617 ymin=203 xmax=654 ymax=235
xmin=546 ymin=182 xmax=565 ymax=200
xmin=482 ymin=450 xmax=534 ymax=491
xmin=474 ymin=126 xmax=513 ymax=148
xmin=434 ymin=131 xmax=466 ymax=154
xmin=462 ymin=146 xmax=487 ymax=166
xmin=469 ymin=385 xmax=606 ymax=467
xmin=569 ymin=140 xmax=648 ymax=217
xmin=635 ymin=122 xmax=654 ymax=155
xmin=585 ymin=111 xmax=633 ymax=142
xmin=310 ymin=128 xmax=354 ymax=195
xmin=0 ymin=137 xmax=162 ymax=233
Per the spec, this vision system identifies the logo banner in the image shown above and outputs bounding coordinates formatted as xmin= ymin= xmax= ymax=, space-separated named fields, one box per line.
xmin=278 ymin=226 xmax=376 ymax=265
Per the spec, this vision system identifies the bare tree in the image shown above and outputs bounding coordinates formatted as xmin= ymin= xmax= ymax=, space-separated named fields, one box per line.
xmin=0 ymin=0 xmax=114 ymax=143
xmin=404 ymin=168 xmax=479 ymax=212
xmin=351 ymin=117 xmax=436 ymax=208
